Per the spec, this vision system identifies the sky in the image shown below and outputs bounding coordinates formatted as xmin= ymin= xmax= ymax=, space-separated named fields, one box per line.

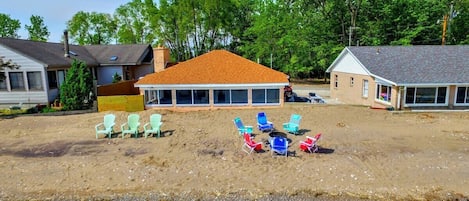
xmin=0 ymin=0 xmax=133 ymax=43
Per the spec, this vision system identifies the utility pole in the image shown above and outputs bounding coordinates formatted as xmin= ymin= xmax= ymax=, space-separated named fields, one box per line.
xmin=442 ymin=15 xmax=448 ymax=45
xmin=442 ymin=1 xmax=455 ymax=45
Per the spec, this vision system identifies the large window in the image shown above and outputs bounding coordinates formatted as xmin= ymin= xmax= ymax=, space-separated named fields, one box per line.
xmin=455 ymin=87 xmax=469 ymax=104
xmin=145 ymin=90 xmax=172 ymax=105
xmin=213 ymin=89 xmax=248 ymax=105
xmin=176 ymin=89 xmax=209 ymax=105
xmin=27 ymin=72 xmax=43 ymax=90
xmin=405 ymin=87 xmax=447 ymax=105
xmin=252 ymin=89 xmax=280 ymax=104
xmin=9 ymin=72 xmax=25 ymax=91
xmin=376 ymin=84 xmax=391 ymax=102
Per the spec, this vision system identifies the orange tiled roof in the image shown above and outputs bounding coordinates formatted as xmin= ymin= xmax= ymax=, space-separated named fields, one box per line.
xmin=136 ymin=50 xmax=289 ymax=85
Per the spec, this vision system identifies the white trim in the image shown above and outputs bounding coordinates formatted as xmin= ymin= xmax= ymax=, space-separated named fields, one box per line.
xmin=136 ymin=83 xmax=288 ymax=89
xmin=398 ymin=83 xmax=469 ymax=87
xmin=327 ymin=48 xmax=372 ymax=75
xmin=373 ymin=75 xmax=396 ymax=86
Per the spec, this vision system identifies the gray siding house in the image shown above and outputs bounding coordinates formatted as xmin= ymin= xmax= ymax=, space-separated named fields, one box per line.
xmin=0 ymin=37 xmax=153 ymax=107
xmin=327 ymin=45 xmax=469 ymax=110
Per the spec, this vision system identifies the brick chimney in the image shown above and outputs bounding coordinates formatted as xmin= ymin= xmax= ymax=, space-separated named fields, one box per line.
xmin=153 ymin=45 xmax=170 ymax=73
xmin=63 ymin=30 xmax=70 ymax=58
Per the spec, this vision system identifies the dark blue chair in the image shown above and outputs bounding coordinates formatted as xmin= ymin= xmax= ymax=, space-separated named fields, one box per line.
xmin=257 ymin=112 xmax=274 ymax=132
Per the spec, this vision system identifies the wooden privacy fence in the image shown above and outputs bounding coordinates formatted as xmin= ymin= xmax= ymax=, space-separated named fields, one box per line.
xmin=97 ymin=95 xmax=144 ymax=112
xmin=97 ymin=80 xmax=139 ymax=96
xmin=96 ymin=80 xmax=143 ymax=112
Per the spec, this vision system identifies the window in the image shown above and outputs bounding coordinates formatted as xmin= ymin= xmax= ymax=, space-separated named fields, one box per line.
xmin=176 ymin=89 xmax=209 ymax=105
xmin=231 ymin=89 xmax=248 ymax=104
xmin=47 ymin=71 xmax=57 ymax=89
xmin=176 ymin=90 xmax=192 ymax=104
xmin=0 ymin=79 xmax=6 ymax=91
xmin=213 ymin=89 xmax=248 ymax=105
xmin=57 ymin=70 xmax=66 ymax=87
xmin=193 ymin=90 xmax=209 ymax=104
xmin=214 ymin=90 xmax=230 ymax=104
xmin=27 ymin=72 xmax=43 ymax=90
xmin=455 ymin=87 xmax=469 ymax=104
xmin=376 ymin=84 xmax=391 ymax=102
xmin=415 ymin=88 xmax=436 ymax=103
xmin=266 ymin=89 xmax=280 ymax=103
xmin=252 ymin=89 xmax=280 ymax=104
xmin=9 ymin=72 xmax=25 ymax=91
xmin=334 ymin=74 xmax=338 ymax=88
xmin=405 ymin=87 xmax=415 ymax=104
xmin=350 ymin=77 xmax=354 ymax=86
xmin=405 ymin=87 xmax=447 ymax=105
xmin=362 ymin=80 xmax=368 ymax=97
xmin=252 ymin=89 xmax=265 ymax=103
xmin=145 ymin=90 xmax=172 ymax=105
xmin=109 ymin=56 xmax=118 ymax=61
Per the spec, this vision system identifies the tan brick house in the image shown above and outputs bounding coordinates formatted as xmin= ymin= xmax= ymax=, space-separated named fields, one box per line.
xmin=326 ymin=46 xmax=469 ymax=110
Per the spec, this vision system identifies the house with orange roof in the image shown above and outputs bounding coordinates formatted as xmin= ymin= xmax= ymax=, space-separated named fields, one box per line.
xmin=134 ymin=48 xmax=289 ymax=109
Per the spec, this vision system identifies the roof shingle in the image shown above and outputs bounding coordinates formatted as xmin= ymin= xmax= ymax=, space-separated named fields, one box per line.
xmin=136 ymin=50 xmax=289 ymax=85
xmin=347 ymin=45 xmax=469 ymax=84
xmin=0 ymin=37 xmax=98 ymax=68
xmin=84 ymin=44 xmax=152 ymax=65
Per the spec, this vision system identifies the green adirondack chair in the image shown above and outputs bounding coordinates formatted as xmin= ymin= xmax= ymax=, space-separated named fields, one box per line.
xmin=121 ymin=114 xmax=140 ymax=138
xmin=144 ymin=114 xmax=163 ymax=138
xmin=95 ymin=114 xmax=116 ymax=139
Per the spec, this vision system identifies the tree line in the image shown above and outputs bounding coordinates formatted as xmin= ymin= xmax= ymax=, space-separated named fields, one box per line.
xmin=1 ymin=0 xmax=468 ymax=79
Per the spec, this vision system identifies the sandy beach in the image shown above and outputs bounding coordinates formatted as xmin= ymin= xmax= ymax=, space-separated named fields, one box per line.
xmin=0 ymin=103 xmax=468 ymax=200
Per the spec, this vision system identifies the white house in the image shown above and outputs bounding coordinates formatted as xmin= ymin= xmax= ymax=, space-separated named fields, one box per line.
xmin=0 ymin=37 xmax=153 ymax=108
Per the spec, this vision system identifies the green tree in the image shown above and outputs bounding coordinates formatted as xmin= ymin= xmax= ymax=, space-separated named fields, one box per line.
xmin=112 ymin=72 xmax=122 ymax=83
xmin=67 ymin=11 xmax=117 ymax=45
xmin=60 ymin=59 xmax=93 ymax=110
xmin=449 ymin=0 xmax=469 ymax=44
xmin=25 ymin=15 xmax=50 ymax=42
xmin=155 ymin=0 xmax=241 ymax=61
xmin=0 ymin=13 xmax=21 ymax=38
xmin=114 ymin=0 xmax=157 ymax=44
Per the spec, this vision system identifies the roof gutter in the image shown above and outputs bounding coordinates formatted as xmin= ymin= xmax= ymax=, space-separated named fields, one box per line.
xmin=135 ymin=83 xmax=289 ymax=89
